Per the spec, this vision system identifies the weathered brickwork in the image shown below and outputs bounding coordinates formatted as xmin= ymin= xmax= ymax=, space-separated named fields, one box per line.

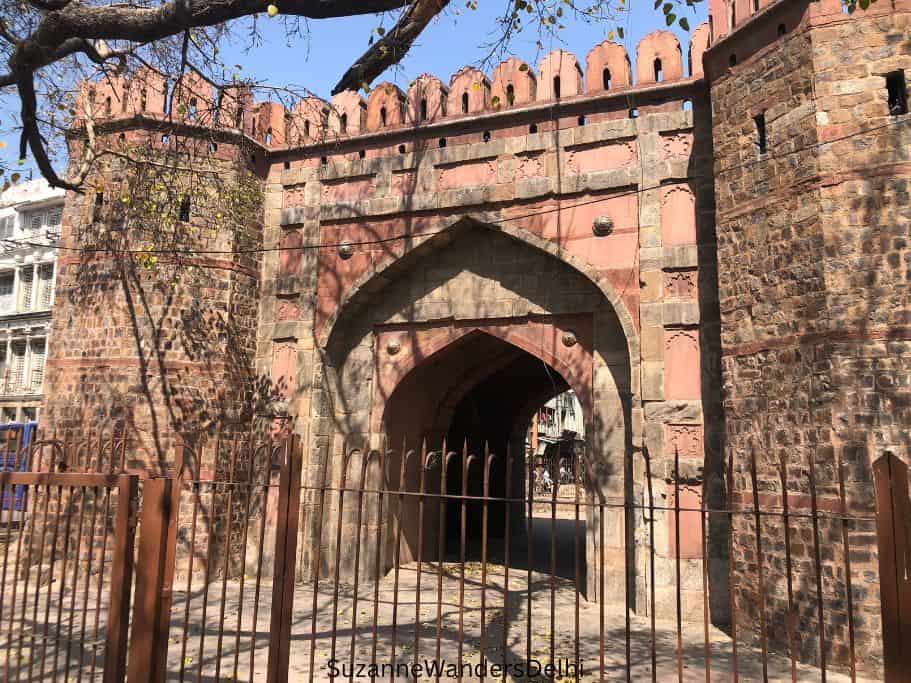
xmin=38 ymin=0 xmax=911 ymax=675
xmin=707 ymin=0 xmax=911 ymax=675
xmin=44 ymin=122 xmax=264 ymax=476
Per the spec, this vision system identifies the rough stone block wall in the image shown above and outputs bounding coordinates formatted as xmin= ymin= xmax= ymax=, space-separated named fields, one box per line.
xmin=42 ymin=126 xmax=265 ymax=478
xmin=708 ymin=0 xmax=911 ymax=675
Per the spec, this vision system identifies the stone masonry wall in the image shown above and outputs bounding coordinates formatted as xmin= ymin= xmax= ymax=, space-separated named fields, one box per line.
xmin=707 ymin=0 xmax=911 ymax=676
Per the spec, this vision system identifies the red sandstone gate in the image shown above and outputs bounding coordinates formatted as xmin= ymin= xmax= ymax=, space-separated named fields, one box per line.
xmin=0 ymin=428 xmax=909 ymax=682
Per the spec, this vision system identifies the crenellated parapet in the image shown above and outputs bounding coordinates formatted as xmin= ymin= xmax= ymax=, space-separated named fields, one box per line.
xmin=75 ymin=28 xmax=711 ymax=151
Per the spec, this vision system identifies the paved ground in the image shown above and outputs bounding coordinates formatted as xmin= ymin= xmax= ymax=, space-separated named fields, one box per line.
xmin=158 ymin=562 xmax=872 ymax=682
xmin=0 ymin=500 xmax=879 ymax=682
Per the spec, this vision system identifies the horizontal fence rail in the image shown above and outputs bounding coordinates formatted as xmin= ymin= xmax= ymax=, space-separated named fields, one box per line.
xmin=0 ymin=435 xmax=138 ymax=683
xmin=0 ymin=430 xmax=905 ymax=682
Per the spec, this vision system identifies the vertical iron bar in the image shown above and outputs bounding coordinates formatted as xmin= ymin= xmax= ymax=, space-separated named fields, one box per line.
xmin=727 ymin=452 xmax=739 ymax=683
xmin=434 ymin=446 xmax=450 ymax=683
xmin=196 ymin=481 xmax=219 ymax=683
xmin=89 ymin=430 xmax=115 ymax=681
xmin=348 ymin=447 xmax=371 ymax=681
xmin=479 ymin=445 xmax=492 ymax=683
xmin=388 ymin=439 xmax=407 ymax=683
xmin=835 ymin=447 xmax=857 ymax=683
xmin=749 ymin=444 xmax=769 ymax=682
xmin=329 ymin=446 xmax=352 ymax=671
xmin=646 ymin=453 xmax=657 ymax=683
xmin=413 ymin=440 xmax=429 ymax=673
xmin=549 ymin=457 xmax=557 ymax=669
xmin=0 ymin=471 xmax=16 ymax=678
xmin=76 ymin=485 xmax=102 ymax=683
xmin=573 ymin=451 xmax=580 ymax=677
xmin=25 ymin=446 xmax=55 ymax=682
xmin=454 ymin=441 xmax=466 ymax=681
xmin=178 ymin=481 xmax=201 ymax=683
xmin=674 ymin=448 xmax=683 ymax=683
xmin=62 ymin=485 xmax=89 ymax=682
xmin=808 ymin=451 xmax=827 ymax=683
xmin=249 ymin=440 xmax=272 ymax=682
xmin=369 ymin=442 xmax=388 ymax=683
xmin=50 ymin=483 xmax=76 ymax=679
xmin=779 ymin=451 xmax=797 ymax=683
xmin=308 ymin=438 xmax=333 ymax=683
xmin=526 ymin=454 xmax=534 ymax=669
xmin=215 ymin=436 xmax=241 ymax=683
xmin=600 ymin=497 xmax=606 ymax=683
xmin=233 ymin=432 xmax=257 ymax=682
xmin=501 ymin=447 xmax=512 ymax=674
xmin=701 ymin=487 xmax=711 ymax=683
xmin=624 ymin=496 xmax=631 ymax=683
xmin=103 ymin=474 xmax=138 ymax=683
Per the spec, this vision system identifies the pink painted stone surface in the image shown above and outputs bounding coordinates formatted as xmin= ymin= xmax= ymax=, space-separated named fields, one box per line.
xmin=516 ymin=153 xmax=545 ymax=180
xmin=661 ymin=132 xmax=693 ymax=160
xmin=537 ymin=50 xmax=584 ymax=100
xmin=447 ymin=67 xmax=490 ymax=116
xmin=372 ymin=316 xmax=594 ymax=433
xmin=322 ymin=175 xmax=376 ymax=203
xmin=271 ymin=341 xmax=297 ymax=399
xmin=282 ymin=184 xmax=307 ymax=209
xmin=664 ymin=270 xmax=698 ymax=300
xmin=668 ymin=484 xmax=703 ymax=559
xmin=660 ymin=185 xmax=697 ymax=246
xmin=636 ymin=30 xmax=684 ymax=84
xmin=664 ymin=329 xmax=701 ymax=400
xmin=408 ymin=74 xmax=448 ymax=123
xmin=437 ymin=158 xmax=497 ymax=190
xmin=366 ymin=82 xmax=405 ymax=131
xmin=665 ymin=424 xmax=704 ymax=458
xmin=565 ymin=140 xmax=637 ymax=173
xmin=275 ymin=297 xmax=301 ymax=322
xmin=585 ymin=41 xmax=632 ymax=92
xmin=279 ymin=230 xmax=303 ymax=278
xmin=491 ymin=57 xmax=537 ymax=108
xmin=289 ymin=96 xmax=328 ymax=144
xmin=329 ymin=90 xmax=366 ymax=136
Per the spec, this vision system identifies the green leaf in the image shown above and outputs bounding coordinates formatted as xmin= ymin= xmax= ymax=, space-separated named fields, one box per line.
xmin=617 ymin=26 xmax=625 ymax=39
xmin=666 ymin=13 xmax=676 ymax=25
xmin=679 ymin=17 xmax=690 ymax=30
xmin=663 ymin=2 xmax=673 ymax=13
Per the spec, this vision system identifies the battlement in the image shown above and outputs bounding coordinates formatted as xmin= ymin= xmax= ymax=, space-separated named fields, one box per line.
xmin=75 ymin=26 xmax=710 ymax=151
xmin=707 ymin=0 xmax=908 ymax=48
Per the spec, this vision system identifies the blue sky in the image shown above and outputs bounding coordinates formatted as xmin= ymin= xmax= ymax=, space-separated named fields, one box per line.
xmin=2 ymin=1 xmax=707 ymax=180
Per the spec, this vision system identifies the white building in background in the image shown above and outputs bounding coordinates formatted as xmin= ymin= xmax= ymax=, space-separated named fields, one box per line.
xmin=528 ymin=389 xmax=586 ymax=464
xmin=0 ymin=179 xmax=63 ymax=422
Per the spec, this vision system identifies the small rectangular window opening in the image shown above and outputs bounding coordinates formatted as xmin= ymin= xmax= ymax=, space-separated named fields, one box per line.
xmin=179 ymin=196 xmax=191 ymax=222
xmin=754 ymin=112 xmax=767 ymax=154
xmin=886 ymin=70 xmax=908 ymax=116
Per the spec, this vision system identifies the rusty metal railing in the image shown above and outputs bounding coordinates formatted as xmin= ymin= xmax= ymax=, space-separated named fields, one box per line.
xmin=0 ymin=435 xmax=138 ymax=683
xmin=1 ymin=431 xmax=906 ymax=682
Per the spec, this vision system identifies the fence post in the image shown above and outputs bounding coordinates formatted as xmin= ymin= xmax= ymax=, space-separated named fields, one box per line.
xmin=266 ymin=435 xmax=303 ymax=683
xmin=105 ymin=474 xmax=140 ymax=683
xmin=127 ymin=477 xmax=175 ymax=683
xmin=873 ymin=453 xmax=911 ymax=683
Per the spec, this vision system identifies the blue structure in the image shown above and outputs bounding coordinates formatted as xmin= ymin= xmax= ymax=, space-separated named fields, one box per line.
xmin=0 ymin=421 xmax=37 ymax=512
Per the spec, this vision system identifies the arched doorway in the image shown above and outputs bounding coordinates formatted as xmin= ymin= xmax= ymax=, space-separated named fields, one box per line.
xmin=381 ymin=328 xmax=587 ymax=582
xmin=317 ymin=218 xmax=636 ymax=603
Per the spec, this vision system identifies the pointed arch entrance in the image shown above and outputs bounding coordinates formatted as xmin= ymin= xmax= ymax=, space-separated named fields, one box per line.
xmin=317 ymin=217 xmax=636 ymax=602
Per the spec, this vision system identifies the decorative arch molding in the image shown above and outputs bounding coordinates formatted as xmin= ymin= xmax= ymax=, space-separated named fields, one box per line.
xmin=318 ymin=215 xmax=641 ymax=363
xmin=375 ymin=323 xmax=593 ymax=435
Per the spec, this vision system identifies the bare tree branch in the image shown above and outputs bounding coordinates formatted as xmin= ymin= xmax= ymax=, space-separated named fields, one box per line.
xmin=332 ymin=0 xmax=449 ymax=94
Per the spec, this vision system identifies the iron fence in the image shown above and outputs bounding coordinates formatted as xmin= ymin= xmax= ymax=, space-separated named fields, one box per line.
xmin=0 ymin=431 xmax=906 ymax=682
